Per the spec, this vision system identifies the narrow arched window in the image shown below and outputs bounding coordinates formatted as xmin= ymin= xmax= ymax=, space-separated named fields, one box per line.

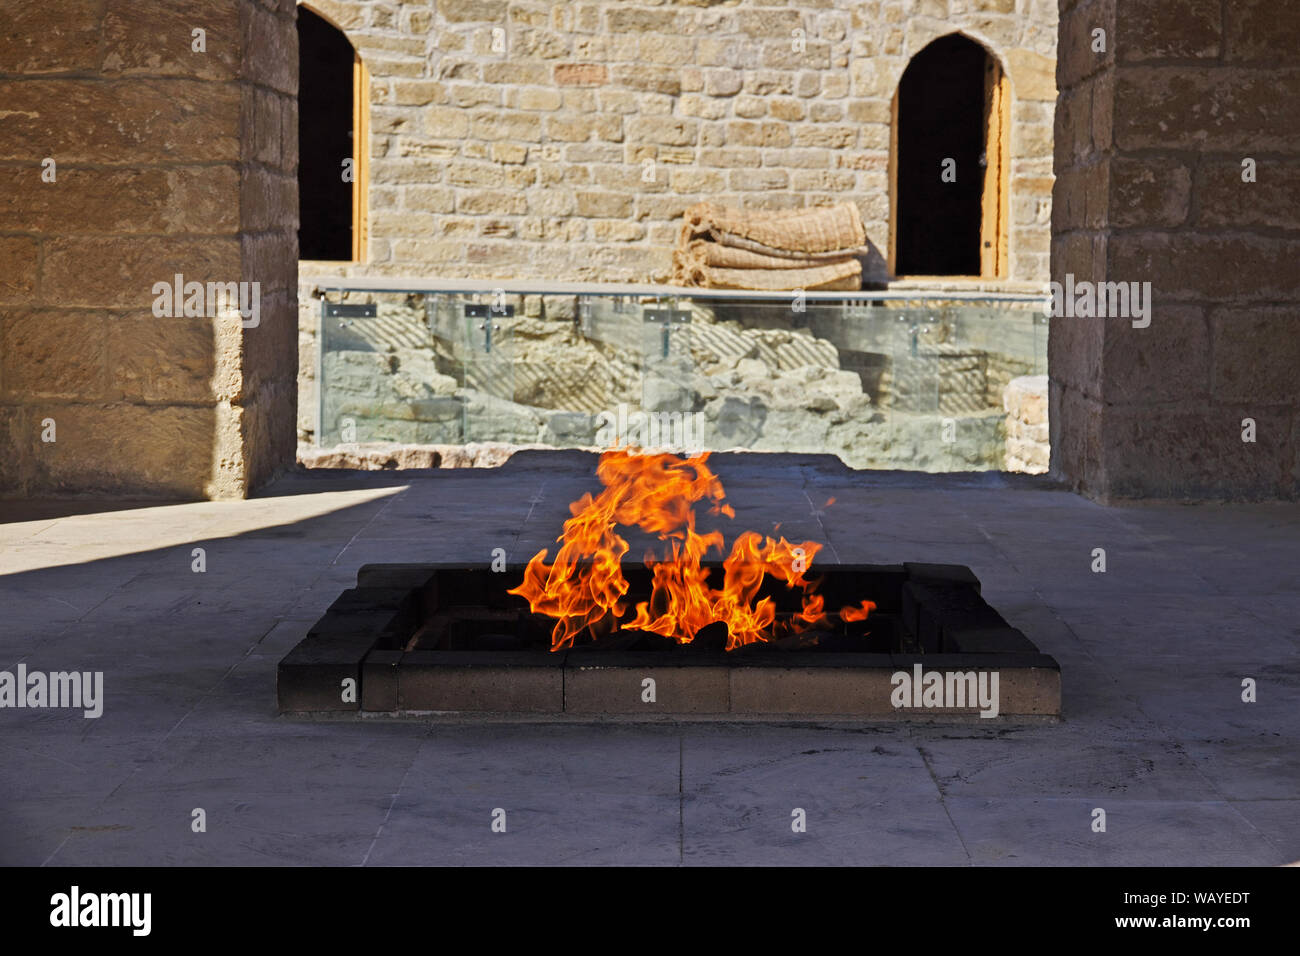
xmin=891 ymin=34 xmax=1009 ymax=278
xmin=297 ymin=5 xmax=369 ymax=262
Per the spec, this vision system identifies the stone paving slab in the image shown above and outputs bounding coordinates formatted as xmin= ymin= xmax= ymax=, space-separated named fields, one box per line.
xmin=1 ymin=454 xmax=1298 ymax=865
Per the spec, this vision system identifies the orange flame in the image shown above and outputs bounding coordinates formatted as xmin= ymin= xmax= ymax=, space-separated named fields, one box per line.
xmin=839 ymin=599 xmax=877 ymax=622
xmin=508 ymin=449 xmax=874 ymax=651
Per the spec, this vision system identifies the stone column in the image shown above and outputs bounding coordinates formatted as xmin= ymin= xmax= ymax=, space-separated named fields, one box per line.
xmin=1051 ymin=0 xmax=1300 ymax=500
xmin=0 ymin=0 xmax=298 ymax=498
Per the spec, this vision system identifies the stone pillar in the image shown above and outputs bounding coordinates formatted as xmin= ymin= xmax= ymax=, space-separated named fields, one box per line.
xmin=0 ymin=0 xmax=298 ymax=499
xmin=1050 ymin=0 xmax=1300 ymax=500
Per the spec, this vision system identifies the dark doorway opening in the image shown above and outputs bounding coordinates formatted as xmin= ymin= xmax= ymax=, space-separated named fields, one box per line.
xmin=298 ymin=7 xmax=356 ymax=261
xmin=893 ymin=34 xmax=1006 ymax=277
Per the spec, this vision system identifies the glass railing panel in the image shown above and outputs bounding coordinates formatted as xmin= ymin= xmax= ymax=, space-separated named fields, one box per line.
xmin=319 ymin=291 xmax=463 ymax=446
xmin=313 ymin=283 xmax=1049 ymax=473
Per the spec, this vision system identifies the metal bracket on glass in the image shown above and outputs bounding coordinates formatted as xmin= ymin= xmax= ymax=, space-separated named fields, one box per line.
xmin=643 ymin=308 xmax=691 ymax=359
xmin=899 ymin=313 xmax=938 ymax=358
xmin=317 ymin=297 xmax=328 ymax=447
xmin=464 ymin=302 xmax=514 ymax=353
xmin=577 ymin=295 xmax=594 ymax=337
xmin=324 ymin=302 xmax=377 ymax=328
xmin=464 ymin=303 xmax=515 ymax=318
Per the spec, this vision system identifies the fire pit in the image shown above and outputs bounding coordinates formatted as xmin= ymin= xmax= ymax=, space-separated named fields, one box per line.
xmin=278 ymin=451 xmax=1059 ymax=718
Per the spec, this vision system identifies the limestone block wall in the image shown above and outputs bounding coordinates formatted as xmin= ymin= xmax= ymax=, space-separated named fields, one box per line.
xmin=0 ymin=0 xmax=299 ymax=498
xmin=301 ymin=0 xmax=1058 ymax=288
xmin=1051 ymin=0 xmax=1300 ymax=499
xmin=1004 ymin=373 xmax=1047 ymax=472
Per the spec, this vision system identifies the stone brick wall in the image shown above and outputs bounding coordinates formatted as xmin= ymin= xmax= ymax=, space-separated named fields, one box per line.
xmin=0 ymin=0 xmax=299 ymax=498
xmin=1051 ymin=0 xmax=1300 ymax=499
xmin=301 ymin=0 xmax=1058 ymax=287
xmin=1003 ymin=373 xmax=1047 ymax=472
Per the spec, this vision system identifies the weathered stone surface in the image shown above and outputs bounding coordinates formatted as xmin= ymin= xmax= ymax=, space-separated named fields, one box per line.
xmin=564 ymin=662 xmax=729 ymax=714
xmin=25 ymin=404 xmax=218 ymax=498
xmin=300 ymin=437 xmax=542 ymax=470
xmin=1209 ymin=307 xmax=1300 ymax=405
xmin=1223 ymin=1 xmax=1300 ymax=64
xmin=1050 ymin=383 xmax=1099 ymax=490
xmin=1053 ymin=0 xmax=1300 ymax=500
xmin=1114 ymin=67 xmax=1300 ymax=153
xmin=1108 ymin=156 xmax=1190 ymax=228
xmin=0 ymin=310 xmax=108 ymax=400
xmin=300 ymin=443 xmax=443 ymax=470
xmin=1003 ymin=375 xmax=1049 ymax=474
xmin=41 ymin=237 xmax=242 ymax=310
xmin=2 ymin=0 xmax=296 ymax=500
xmin=1097 ymin=403 xmax=1291 ymax=501
xmin=240 ymin=167 xmax=297 ymax=233
xmin=295 ymin=0 xmax=1057 ymax=290
xmin=553 ymin=63 xmax=608 ymax=86
xmin=729 ymin=667 xmax=894 ymax=716
xmin=398 ymin=661 xmax=563 ymax=713
xmin=102 ymin=0 xmax=241 ymax=79
xmin=1109 ymin=233 xmax=1300 ymax=303
xmin=1100 ymin=306 xmax=1209 ymax=405
xmin=0 ymin=237 xmax=39 ymax=305
xmin=1196 ymin=159 xmax=1300 ymax=231
xmin=0 ymin=0 xmax=103 ymax=73
xmin=0 ymin=79 xmax=241 ymax=163
xmin=1117 ymin=0 xmax=1220 ymax=61
xmin=241 ymin=1 xmax=296 ymax=95
xmin=238 ymin=380 xmax=298 ymax=495
xmin=106 ymin=315 xmax=218 ymax=404
xmin=1056 ymin=0 xmax=1115 ymax=89
xmin=1005 ymin=48 xmax=1057 ymax=101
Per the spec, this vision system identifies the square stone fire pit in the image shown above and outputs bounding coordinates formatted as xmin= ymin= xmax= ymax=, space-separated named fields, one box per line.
xmin=278 ymin=562 xmax=1060 ymax=718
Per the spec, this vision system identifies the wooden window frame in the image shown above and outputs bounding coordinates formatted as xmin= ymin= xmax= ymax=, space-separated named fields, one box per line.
xmin=350 ymin=52 xmax=370 ymax=263
xmin=979 ymin=54 xmax=1010 ymax=279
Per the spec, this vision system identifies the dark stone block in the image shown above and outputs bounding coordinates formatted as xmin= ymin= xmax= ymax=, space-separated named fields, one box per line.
xmin=900 ymin=580 xmax=922 ymax=637
xmin=947 ymin=626 xmax=1039 ymax=655
xmin=356 ymin=564 xmax=438 ymax=590
xmin=564 ymin=655 xmax=731 ymax=713
xmin=565 ymin=650 xmax=731 ymax=669
xmin=906 ymin=581 xmax=1008 ymax=653
xmin=904 ymin=562 xmax=982 ymax=592
xmin=361 ymin=649 xmax=402 ymax=711
xmin=723 ymin=651 xmax=895 ymax=668
xmin=328 ymin=587 xmax=413 ymax=612
xmin=397 ymin=651 xmax=564 ymax=712
xmin=307 ymin=609 xmax=403 ymax=637
xmin=892 ymin=653 xmax=1059 ymax=671
xmin=401 ymin=649 xmax=566 ymax=668
xmin=278 ymin=632 xmax=376 ymax=712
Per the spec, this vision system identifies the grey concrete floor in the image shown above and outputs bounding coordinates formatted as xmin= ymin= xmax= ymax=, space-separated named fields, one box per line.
xmin=1 ymin=451 xmax=1298 ymax=866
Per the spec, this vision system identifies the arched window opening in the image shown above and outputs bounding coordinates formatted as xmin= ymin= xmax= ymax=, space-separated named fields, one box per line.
xmin=298 ymin=6 xmax=369 ymax=262
xmin=891 ymin=34 xmax=1009 ymax=278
